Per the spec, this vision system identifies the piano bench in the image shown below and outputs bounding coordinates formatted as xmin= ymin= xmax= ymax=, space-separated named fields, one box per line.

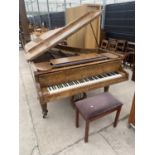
xmin=75 ymin=92 xmax=123 ymax=143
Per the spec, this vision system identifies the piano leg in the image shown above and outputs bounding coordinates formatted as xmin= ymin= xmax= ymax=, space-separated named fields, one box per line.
xmin=104 ymin=86 xmax=109 ymax=92
xmin=40 ymin=103 xmax=48 ymax=118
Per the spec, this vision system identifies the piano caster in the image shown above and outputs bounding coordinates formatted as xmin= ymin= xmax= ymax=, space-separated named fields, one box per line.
xmin=41 ymin=103 xmax=48 ymax=118
xmin=42 ymin=110 xmax=48 ymax=118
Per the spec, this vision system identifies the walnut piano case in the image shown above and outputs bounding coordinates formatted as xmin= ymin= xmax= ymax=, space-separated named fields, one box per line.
xmin=24 ymin=11 xmax=128 ymax=118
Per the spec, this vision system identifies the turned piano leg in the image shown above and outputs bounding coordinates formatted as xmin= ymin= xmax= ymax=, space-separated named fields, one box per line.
xmin=104 ymin=86 xmax=109 ymax=92
xmin=40 ymin=103 xmax=48 ymax=118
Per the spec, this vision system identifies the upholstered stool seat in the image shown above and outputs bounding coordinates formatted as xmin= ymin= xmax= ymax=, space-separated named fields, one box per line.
xmin=75 ymin=92 xmax=123 ymax=143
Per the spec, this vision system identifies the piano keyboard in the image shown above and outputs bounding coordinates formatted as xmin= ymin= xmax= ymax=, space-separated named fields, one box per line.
xmin=47 ymin=71 xmax=122 ymax=94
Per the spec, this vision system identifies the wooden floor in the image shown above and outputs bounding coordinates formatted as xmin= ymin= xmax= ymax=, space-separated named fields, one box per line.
xmin=19 ymin=49 xmax=135 ymax=155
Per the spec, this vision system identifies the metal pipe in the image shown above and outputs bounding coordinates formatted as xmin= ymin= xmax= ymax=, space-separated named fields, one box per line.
xmin=102 ymin=0 xmax=106 ymax=29
xmin=30 ymin=0 xmax=36 ymax=25
xmin=64 ymin=0 xmax=67 ymax=25
xmin=25 ymin=2 xmax=30 ymax=16
xmin=64 ymin=0 xmax=67 ymax=11
xmin=36 ymin=0 xmax=42 ymax=26
xmin=46 ymin=0 xmax=51 ymax=29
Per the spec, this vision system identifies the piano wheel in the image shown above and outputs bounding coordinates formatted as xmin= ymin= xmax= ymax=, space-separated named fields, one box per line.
xmin=42 ymin=109 xmax=48 ymax=118
xmin=40 ymin=103 xmax=48 ymax=118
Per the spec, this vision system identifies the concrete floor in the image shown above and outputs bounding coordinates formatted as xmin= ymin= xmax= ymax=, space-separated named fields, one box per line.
xmin=19 ymin=49 xmax=135 ymax=155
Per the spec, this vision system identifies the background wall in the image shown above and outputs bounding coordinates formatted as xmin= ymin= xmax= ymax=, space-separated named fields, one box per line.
xmin=103 ymin=1 xmax=135 ymax=42
xmin=28 ymin=12 xmax=65 ymax=29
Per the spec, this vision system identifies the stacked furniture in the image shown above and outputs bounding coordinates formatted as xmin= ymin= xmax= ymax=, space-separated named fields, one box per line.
xmin=100 ymin=38 xmax=135 ymax=68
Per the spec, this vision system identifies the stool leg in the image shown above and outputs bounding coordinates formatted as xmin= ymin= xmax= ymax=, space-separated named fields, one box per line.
xmin=84 ymin=120 xmax=89 ymax=143
xmin=76 ymin=108 xmax=79 ymax=128
xmin=113 ymin=106 xmax=122 ymax=127
xmin=70 ymin=96 xmax=75 ymax=108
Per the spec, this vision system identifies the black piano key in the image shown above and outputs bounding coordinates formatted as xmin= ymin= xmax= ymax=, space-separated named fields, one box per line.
xmin=76 ymin=80 xmax=80 ymax=84
xmin=110 ymin=72 xmax=115 ymax=75
xmin=71 ymin=81 xmax=74 ymax=85
xmin=87 ymin=78 xmax=91 ymax=81
xmin=53 ymin=86 xmax=56 ymax=89
xmin=90 ymin=77 xmax=94 ymax=80
xmin=52 ymin=86 xmax=55 ymax=90
xmin=104 ymin=74 xmax=108 ymax=77
xmin=101 ymin=74 xmax=105 ymax=77
xmin=94 ymin=76 xmax=99 ymax=79
xmin=65 ymin=83 xmax=69 ymax=86
xmin=85 ymin=78 xmax=89 ymax=81
xmin=93 ymin=76 xmax=97 ymax=80
xmin=108 ymin=72 xmax=113 ymax=76
xmin=99 ymin=74 xmax=104 ymax=78
xmin=83 ymin=79 xmax=87 ymax=82
xmin=79 ymin=80 xmax=83 ymax=83
xmin=72 ymin=81 xmax=76 ymax=85
xmin=92 ymin=77 xmax=96 ymax=80
xmin=98 ymin=75 xmax=102 ymax=78
xmin=74 ymin=81 xmax=78 ymax=84
xmin=79 ymin=80 xmax=82 ymax=83
xmin=81 ymin=79 xmax=85 ymax=83
xmin=68 ymin=82 xmax=72 ymax=86
xmin=72 ymin=81 xmax=75 ymax=85
xmin=80 ymin=80 xmax=83 ymax=83
xmin=114 ymin=71 xmax=118 ymax=74
xmin=109 ymin=72 xmax=114 ymax=76
xmin=88 ymin=77 xmax=92 ymax=80
xmin=106 ymin=73 xmax=111 ymax=76
xmin=64 ymin=83 xmax=67 ymax=87
xmin=62 ymin=84 xmax=65 ymax=87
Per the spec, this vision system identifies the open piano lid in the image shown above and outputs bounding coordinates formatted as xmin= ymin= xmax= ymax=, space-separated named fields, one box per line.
xmin=24 ymin=11 xmax=102 ymax=61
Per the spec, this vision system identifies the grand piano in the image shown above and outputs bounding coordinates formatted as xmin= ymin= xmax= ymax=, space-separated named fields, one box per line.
xmin=24 ymin=11 xmax=128 ymax=118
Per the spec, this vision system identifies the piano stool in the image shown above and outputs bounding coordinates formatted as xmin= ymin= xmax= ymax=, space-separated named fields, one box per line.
xmin=75 ymin=92 xmax=123 ymax=143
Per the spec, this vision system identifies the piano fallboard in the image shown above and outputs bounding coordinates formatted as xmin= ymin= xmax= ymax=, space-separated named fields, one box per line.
xmin=36 ymin=59 xmax=122 ymax=87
